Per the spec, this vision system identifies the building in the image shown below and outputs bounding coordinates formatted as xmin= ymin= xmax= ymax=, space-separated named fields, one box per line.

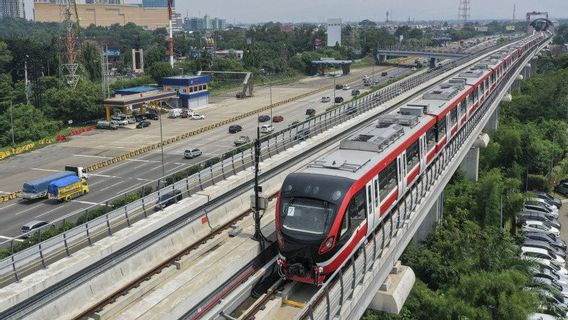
xmin=85 ymin=0 xmax=123 ymax=4
xmin=162 ymin=75 xmax=210 ymax=109
xmin=1 ymin=0 xmax=25 ymax=18
xmin=184 ymin=14 xmax=226 ymax=31
xmin=34 ymin=2 xmax=168 ymax=30
xmin=326 ymin=18 xmax=342 ymax=47
xmin=215 ymin=49 xmax=244 ymax=60
xmin=142 ymin=0 xmax=170 ymax=8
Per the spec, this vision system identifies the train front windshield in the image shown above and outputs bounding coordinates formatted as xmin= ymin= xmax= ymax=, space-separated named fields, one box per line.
xmin=279 ymin=173 xmax=354 ymax=240
xmin=281 ymin=198 xmax=334 ymax=235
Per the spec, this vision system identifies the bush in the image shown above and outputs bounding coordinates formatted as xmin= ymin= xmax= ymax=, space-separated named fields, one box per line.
xmin=526 ymin=174 xmax=551 ymax=192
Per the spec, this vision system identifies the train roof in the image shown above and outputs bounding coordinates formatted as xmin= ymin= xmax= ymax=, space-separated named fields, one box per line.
xmin=303 ymin=106 xmax=435 ymax=180
xmin=409 ymin=78 xmax=471 ymax=116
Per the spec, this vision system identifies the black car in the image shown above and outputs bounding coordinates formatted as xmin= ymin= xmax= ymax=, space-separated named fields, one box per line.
xmin=524 ymin=239 xmax=566 ymax=259
xmin=524 ymin=231 xmax=567 ymax=250
xmin=154 ymin=189 xmax=183 ymax=211
xmin=136 ymin=120 xmax=151 ymax=129
xmin=305 ymin=108 xmax=316 ymax=116
xmin=351 ymin=89 xmax=360 ymax=96
xmin=134 ymin=114 xmax=147 ymax=122
xmin=144 ymin=113 xmax=159 ymax=120
xmin=519 ymin=211 xmax=561 ymax=229
xmin=335 ymin=84 xmax=344 ymax=89
xmin=531 ymin=191 xmax=562 ymax=208
xmin=335 ymin=97 xmax=344 ymax=103
xmin=258 ymin=115 xmax=271 ymax=122
xmin=229 ymin=124 xmax=242 ymax=133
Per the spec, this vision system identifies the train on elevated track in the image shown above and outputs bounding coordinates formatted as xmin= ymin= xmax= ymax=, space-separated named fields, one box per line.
xmin=275 ymin=33 xmax=546 ymax=285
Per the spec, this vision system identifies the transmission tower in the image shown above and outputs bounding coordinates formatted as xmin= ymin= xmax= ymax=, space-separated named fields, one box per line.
xmin=458 ymin=0 xmax=471 ymax=25
xmin=60 ymin=0 xmax=80 ymax=89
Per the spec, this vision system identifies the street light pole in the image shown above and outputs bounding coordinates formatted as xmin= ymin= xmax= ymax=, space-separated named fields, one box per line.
xmin=333 ymin=76 xmax=336 ymax=107
xmin=269 ymin=83 xmax=273 ymax=123
xmin=159 ymin=105 xmax=165 ymax=184
xmin=9 ymin=100 xmax=14 ymax=145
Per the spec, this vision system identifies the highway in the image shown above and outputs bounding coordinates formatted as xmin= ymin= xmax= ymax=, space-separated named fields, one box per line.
xmin=0 ymin=67 xmax=409 ymax=239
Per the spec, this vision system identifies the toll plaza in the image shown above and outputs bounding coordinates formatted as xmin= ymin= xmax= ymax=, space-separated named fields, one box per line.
xmin=103 ymin=87 xmax=177 ymax=120
xmin=309 ymin=58 xmax=353 ymax=76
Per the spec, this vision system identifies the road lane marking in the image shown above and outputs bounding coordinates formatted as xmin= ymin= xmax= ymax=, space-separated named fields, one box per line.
xmin=0 ymin=203 xmax=18 ymax=211
xmin=36 ymin=205 xmax=76 ymax=218
xmin=31 ymin=168 xmax=61 ymax=173
xmin=68 ymin=200 xmax=104 ymax=206
xmin=15 ymin=203 xmax=44 ymax=216
xmin=97 ymin=180 xmax=126 ymax=192
xmin=126 ymin=159 xmax=160 ymax=163
xmin=136 ymin=178 xmax=153 ymax=182
xmin=0 ymin=235 xmax=23 ymax=242
xmin=89 ymin=173 xmax=120 ymax=179
xmin=73 ymin=154 xmax=112 ymax=159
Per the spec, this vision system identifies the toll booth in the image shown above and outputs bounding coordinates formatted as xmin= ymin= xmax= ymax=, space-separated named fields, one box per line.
xmin=162 ymin=75 xmax=210 ymax=109
xmin=103 ymin=87 xmax=177 ymax=120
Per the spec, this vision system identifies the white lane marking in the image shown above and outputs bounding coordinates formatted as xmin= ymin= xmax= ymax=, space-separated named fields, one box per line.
xmin=0 ymin=235 xmax=23 ymax=242
xmin=68 ymin=200 xmax=103 ymax=206
xmin=15 ymin=203 xmax=44 ymax=216
xmin=97 ymin=180 xmax=126 ymax=192
xmin=136 ymin=178 xmax=153 ymax=182
xmin=97 ymin=160 xmax=131 ymax=173
xmin=36 ymin=205 xmax=75 ymax=218
xmin=0 ymin=203 xmax=18 ymax=211
xmin=31 ymin=168 xmax=61 ymax=173
xmin=73 ymin=154 xmax=112 ymax=159
xmin=89 ymin=173 xmax=120 ymax=179
xmin=126 ymin=159 xmax=160 ymax=163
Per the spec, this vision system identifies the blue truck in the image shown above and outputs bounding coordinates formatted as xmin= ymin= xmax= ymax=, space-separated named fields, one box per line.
xmin=21 ymin=166 xmax=87 ymax=200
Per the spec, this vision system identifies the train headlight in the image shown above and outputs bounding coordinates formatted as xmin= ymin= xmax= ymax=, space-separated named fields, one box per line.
xmin=319 ymin=236 xmax=335 ymax=254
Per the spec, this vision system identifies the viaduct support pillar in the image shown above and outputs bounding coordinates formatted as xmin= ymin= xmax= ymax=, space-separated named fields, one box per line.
xmin=368 ymin=262 xmax=416 ymax=314
xmin=429 ymin=57 xmax=436 ymax=69
xmin=484 ymin=106 xmax=499 ymax=134
xmin=413 ymin=193 xmax=443 ymax=244
xmin=378 ymin=54 xmax=387 ymax=64
xmin=459 ymin=133 xmax=490 ymax=182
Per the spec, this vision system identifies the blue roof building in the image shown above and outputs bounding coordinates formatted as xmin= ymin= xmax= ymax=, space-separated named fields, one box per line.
xmin=162 ymin=75 xmax=210 ymax=109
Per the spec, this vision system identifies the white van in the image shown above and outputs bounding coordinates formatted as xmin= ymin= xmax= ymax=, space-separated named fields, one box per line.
xmin=260 ymin=124 xmax=274 ymax=133
xmin=168 ymin=108 xmax=182 ymax=118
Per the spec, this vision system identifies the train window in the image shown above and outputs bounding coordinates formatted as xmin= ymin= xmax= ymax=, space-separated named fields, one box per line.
xmin=406 ymin=140 xmax=419 ymax=169
xmin=437 ymin=117 xmax=447 ymax=139
xmin=450 ymin=108 xmax=458 ymax=127
xmin=340 ymin=213 xmax=349 ymax=237
xmin=426 ymin=126 xmax=436 ymax=150
xmin=467 ymin=92 xmax=474 ymax=107
xmin=374 ymin=179 xmax=379 ymax=207
xmin=281 ymin=198 xmax=335 ymax=235
xmin=367 ymin=186 xmax=373 ymax=213
xmin=480 ymin=81 xmax=485 ymax=93
xmin=473 ymin=87 xmax=479 ymax=101
xmin=459 ymin=99 xmax=466 ymax=116
xmin=379 ymin=161 xmax=397 ymax=201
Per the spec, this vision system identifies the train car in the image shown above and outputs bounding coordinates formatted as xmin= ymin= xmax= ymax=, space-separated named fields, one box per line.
xmin=276 ymin=36 xmax=543 ymax=285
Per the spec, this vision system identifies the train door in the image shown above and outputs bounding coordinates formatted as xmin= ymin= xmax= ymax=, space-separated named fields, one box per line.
xmin=365 ymin=182 xmax=375 ymax=236
xmin=419 ymin=135 xmax=426 ymax=174
xmin=397 ymin=154 xmax=407 ymax=200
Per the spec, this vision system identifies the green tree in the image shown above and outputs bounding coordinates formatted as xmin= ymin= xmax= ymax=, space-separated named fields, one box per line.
xmin=0 ymin=104 xmax=60 ymax=146
xmin=147 ymin=62 xmax=179 ymax=85
xmin=0 ymin=40 xmax=12 ymax=73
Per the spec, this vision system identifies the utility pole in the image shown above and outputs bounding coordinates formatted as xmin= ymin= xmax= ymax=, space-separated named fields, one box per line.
xmin=269 ymin=83 xmax=273 ymax=123
xmin=333 ymin=76 xmax=336 ymax=106
xmin=159 ymin=104 xmax=166 ymax=184
xmin=9 ymin=100 xmax=14 ymax=145
xmin=253 ymin=126 xmax=265 ymax=249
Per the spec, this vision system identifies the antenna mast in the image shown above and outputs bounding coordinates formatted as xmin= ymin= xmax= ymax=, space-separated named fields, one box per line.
xmin=458 ymin=0 xmax=471 ymax=25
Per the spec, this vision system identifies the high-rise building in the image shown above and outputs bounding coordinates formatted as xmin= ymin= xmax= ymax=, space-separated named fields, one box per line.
xmin=184 ymin=14 xmax=226 ymax=31
xmin=143 ymin=0 xmax=171 ymax=8
xmin=1 ymin=0 xmax=25 ymax=19
xmin=326 ymin=18 xmax=342 ymax=47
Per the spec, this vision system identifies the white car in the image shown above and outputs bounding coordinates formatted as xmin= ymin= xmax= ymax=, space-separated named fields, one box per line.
xmin=522 ymin=220 xmax=560 ymax=236
xmin=191 ymin=114 xmax=205 ymax=120
xmin=321 ymin=96 xmax=331 ymax=103
xmin=526 ymin=257 xmax=568 ymax=277
xmin=528 ymin=197 xmax=559 ymax=212
xmin=521 ymin=246 xmax=565 ymax=265
xmin=342 ymin=85 xmax=351 ymax=90
xmin=260 ymin=124 xmax=274 ymax=133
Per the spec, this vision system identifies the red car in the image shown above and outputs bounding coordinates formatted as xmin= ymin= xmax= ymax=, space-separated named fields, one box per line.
xmin=273 ymin=115 xmax=284 ymax=123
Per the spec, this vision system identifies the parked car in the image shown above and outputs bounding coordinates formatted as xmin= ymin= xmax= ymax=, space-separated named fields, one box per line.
xmin=168 ymin=109 xmax=182 ymax=118
xmin=96 ymin=120 xmax=118 ymax=130
xmin=191 ymin=114 xmax=205 ymax=120
xmin=521 ymin=246 xmax=565 ymax=265
xmin=335 ymin=84 xmax=343 ymax=90
xmin=258 ymin=114 xmax=271 ymax=122
xmin=272 ymin=115 xmax=284 ymax=123
xmin=522 ymin=208 xmax=558 ymax=221
xmin=305 ymin=108 xmax=316 ymax=117
xmin=294 ymin=128 xmax=311 ymax=141
xmin=144 ymin=113 xmax=159 ymax=120
xmin=234 ymin=136 xmax=251 ymax=146
xmin=522 ymin=220 xmax=560 ymax=236
xmin=523 ymin=239 xmax=566 ymax=259
xmin=531 ymin=191 xmax=562 ymax=208
xmin=381 ymin=71 xmax=388 ymax=76
xmin=136 ymin=120 xmax=151 ymax=129
xmin=134 ymin=114 xmax=147 ymax=122
xmin=342 ymin=85 xmax=351 ymax=90
xmin=335 ymin=96 xmax=344 ymax=103
xmin=528 ymin=288 xmax=568 ymax=317
xmin=154 ymin=189 xmax=183 ymax=211
xmin=533 ymin=269 xmax=568 ymax=286
xmin=110 ymin=119 xmax=127 ymax=127
xmin=527 ymin=199 xmax=559 ymax=213
xmin=523 ymin=255 xmax=568 ymax=277
xmin=229 ymin=125 xmax=242 ymax=134
xmin=289 ymin=120 xmax=300 ymax=127
xmin=520 ymin=211 xmax=561 ymax=229
xmin=111 ymin=116 xmax=128 ymax=126
xmin=556 ymin=182 xmax=568 ymax=197
xmin=525 ymin=203 xmax=558 ymax=218
xmin=321 ymin=96 xmax=331 ymax=103
xmin=351 ymin=89 xmax=360 ymax=96
xmin=524 ymin=231 xmax=567 ymax=250
xmin=184 ymin=148 xmax=202 ymax=159
xmin=260 ymin=124 xmax=274 ymax=133
xmin=20 ymin=220 xmax=49 ymax=237
xmin=533 ymin=277 xmax=568 ymax=299
xmin=126 ymin=117 xmax=136 ymax=124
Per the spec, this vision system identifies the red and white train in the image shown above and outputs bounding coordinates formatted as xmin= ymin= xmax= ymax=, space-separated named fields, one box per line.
xmin=275 ymin=34 xmax=546 ymax=285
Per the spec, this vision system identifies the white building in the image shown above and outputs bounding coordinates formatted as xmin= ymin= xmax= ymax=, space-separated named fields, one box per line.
xmin=326 ymin=18 xmax=342 ymax=47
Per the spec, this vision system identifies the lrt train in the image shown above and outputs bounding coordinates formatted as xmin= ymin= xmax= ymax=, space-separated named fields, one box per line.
xmin=275 ymin=34 xmax=546 ymax=285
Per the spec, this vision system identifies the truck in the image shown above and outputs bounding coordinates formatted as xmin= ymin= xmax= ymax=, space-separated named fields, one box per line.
xmin=48 ymin=176 xmax=90 ymax=202
xmin=21 ymin=166 xmax=87 ymax=200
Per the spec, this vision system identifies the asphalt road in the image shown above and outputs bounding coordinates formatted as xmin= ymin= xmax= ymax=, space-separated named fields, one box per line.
xmin=0 ymin=67 xmax=409 ymax=239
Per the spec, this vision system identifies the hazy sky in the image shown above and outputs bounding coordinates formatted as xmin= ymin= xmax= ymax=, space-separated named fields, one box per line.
xmin=26 ymin=0 xmax=566 ymax=23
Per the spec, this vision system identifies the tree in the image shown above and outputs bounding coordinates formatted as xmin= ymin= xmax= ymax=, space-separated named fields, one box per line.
xmin=80 ymin=41 xmax=101 ymax=82
xmin=0 ymin=40 xmax=12 ymax=73
xmin=147 ymin=62 xmax=179 ymax=85
xmin=0 ymin=104 xmax=60 ymax=146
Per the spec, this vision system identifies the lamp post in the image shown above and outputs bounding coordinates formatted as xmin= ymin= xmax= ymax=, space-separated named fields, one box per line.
xmin=158 ymin=103 xmax=166 ymax=186
xmin=333 ymin=76 xmax=336 ymax=107
xmin=269 ymin=83 xmax=273 ymax=123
